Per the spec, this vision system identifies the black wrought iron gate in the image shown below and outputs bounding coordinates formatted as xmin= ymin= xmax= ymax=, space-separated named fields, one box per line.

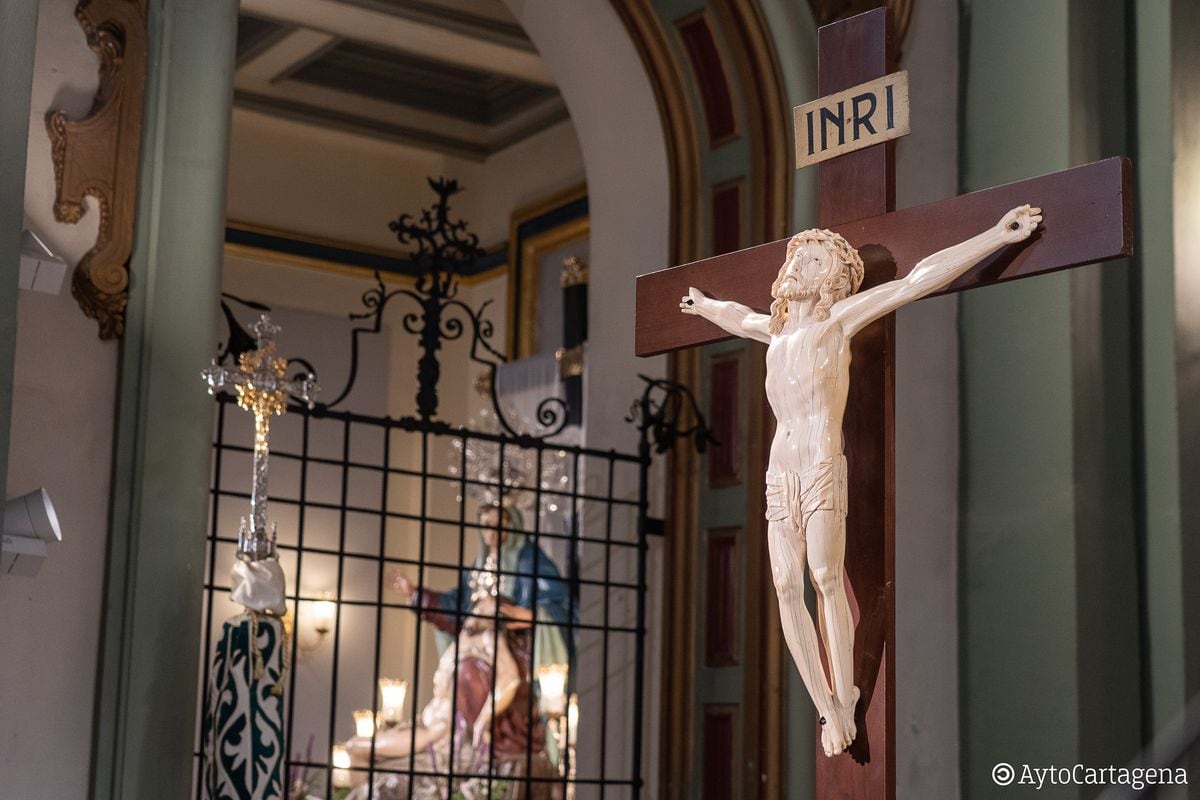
xmin=194 ymin=180 xmax=710 ymax=800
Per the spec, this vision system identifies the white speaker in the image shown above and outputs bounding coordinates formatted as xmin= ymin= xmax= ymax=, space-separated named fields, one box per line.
xmin=1 ymin=488 xmax=62 ymax=577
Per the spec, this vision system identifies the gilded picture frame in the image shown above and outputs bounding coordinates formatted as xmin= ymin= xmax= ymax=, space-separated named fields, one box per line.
xmin=504 ymin=185 xmax=589 ymax=360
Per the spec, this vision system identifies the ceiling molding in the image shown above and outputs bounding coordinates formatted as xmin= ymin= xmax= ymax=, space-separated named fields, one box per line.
xmin=233 ymin=2 xmax=568 ymax=157
xmin=240 ymin=0 xmax=555 ymax=85
xmin=234 ymin=89 xmax=492 ymax=159
xmin=239 ymin=27 xmax=338 ymax=82
xmin=287 ymin=40 xmax=558 ymax=126
xmin=337 ymin=0 xmax=533 ymax=53
xmin=488 ymin=98 xmax=571 ymax=152
xmin=225 ymin=219 xmax=507 ymax=284
xmin=234 ymin=86 xmax=570 ymax=159
xmin=236 ymin=14 xmax=293 ymax=66
xmin=235 ymin=71 xmax=493 ymax=139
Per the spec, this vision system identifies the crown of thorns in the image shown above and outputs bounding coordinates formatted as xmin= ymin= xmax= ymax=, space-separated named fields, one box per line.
xmin=783 ymin=228 xmax=865 ymax=293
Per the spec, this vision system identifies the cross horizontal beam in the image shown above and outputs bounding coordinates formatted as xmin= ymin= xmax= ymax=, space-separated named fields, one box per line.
xmin=634 ymin=156 xmax=1132 ymax=357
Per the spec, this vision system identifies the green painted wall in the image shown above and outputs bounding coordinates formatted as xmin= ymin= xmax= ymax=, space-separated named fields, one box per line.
xmin=1136 ymin=0 xmax=1185 ymax=745
xmin=1169 ymin=1 xmax=1200 ymax=789
xmin=959 ymin=0 xmax=1147 ymax=796
xmin=91 ymin=1 xmax=236 ymax=796
xmin=0 ymin=0 xmax=39 ymax=506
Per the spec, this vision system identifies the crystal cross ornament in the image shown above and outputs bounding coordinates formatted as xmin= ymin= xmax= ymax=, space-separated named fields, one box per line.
xmin=201 ymin=314 xmax=317 ymax=561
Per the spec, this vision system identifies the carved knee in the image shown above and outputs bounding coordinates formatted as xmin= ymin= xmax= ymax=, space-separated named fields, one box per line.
xmin=810 ymin=565 xmax=844 ymax=598
xmin=771 ymin=563 xmax=802 ymax=601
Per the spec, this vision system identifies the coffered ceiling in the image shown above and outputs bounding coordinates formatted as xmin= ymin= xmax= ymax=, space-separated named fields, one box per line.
xmin=234 ymin=0 xmax=568 ymax=160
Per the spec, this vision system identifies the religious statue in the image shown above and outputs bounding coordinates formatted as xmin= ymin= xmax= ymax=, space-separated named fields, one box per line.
xmin=680 ymin=204 xmax=1042 ymax=756
xmin=345 ymin=503 xmax=574 ymax=799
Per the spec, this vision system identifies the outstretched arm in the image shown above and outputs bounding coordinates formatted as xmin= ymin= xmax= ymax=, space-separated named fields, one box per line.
xmin=832 ymin=205 xmax=1043 ymax=337
xmin=680 ymin=286 xmax=773 ymax=344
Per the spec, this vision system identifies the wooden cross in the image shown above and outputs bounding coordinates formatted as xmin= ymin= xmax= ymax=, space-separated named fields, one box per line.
xmin=634 ymin=9 xmax=1131 ymax=799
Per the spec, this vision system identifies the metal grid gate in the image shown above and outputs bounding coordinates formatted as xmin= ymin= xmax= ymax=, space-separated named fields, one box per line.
xmin=201 ymin=400 xmax=653 ymax=798
xmin=193 ymin=180 xmax=711 ymax=800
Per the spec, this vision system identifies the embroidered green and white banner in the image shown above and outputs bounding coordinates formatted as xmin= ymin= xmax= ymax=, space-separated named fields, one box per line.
xmin=202 ymin=613 xmax=288 ymax=800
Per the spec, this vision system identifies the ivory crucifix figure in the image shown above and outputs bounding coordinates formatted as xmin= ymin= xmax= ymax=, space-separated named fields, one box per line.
xmin=680 ymin=204 xmax=1042 ymax=756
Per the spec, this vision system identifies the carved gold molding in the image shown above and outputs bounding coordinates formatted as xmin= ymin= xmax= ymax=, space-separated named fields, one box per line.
xmin=46 ymin=0 xmax=148 ymax=339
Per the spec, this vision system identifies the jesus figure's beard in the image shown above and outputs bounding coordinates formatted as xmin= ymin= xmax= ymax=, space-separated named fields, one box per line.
xmin=773 ymin=281 xmax=817 ymax=301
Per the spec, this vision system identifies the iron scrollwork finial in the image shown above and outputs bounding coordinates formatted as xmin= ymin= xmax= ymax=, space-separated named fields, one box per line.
xmin=627 ymin=374 xmax=717 ymax=456
xmin=319 ymin=177 xmax=570 ymax=440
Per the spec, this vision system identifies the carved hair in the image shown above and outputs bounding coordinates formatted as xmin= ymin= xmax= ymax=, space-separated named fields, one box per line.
xmin=768 ymin=229 xmax=865 ymax=334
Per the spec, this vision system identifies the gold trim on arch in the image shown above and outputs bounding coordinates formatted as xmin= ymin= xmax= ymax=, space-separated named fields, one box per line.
xmin=673 ymin=8 xmax=743 ymax=149
xmin=706 ymin=4 xmax=791 ymax=790
xmin=711 ymin=0 xmax=792 ymax=242
xmin=608 ymin=2 xmax=702 ymax=268
xmin=607 ymin=2 xmax=704 ymax=797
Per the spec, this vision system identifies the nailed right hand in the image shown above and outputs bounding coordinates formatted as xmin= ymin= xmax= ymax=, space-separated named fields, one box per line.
xmin=679 ymin=287 xmax=703 ymax=315
xmin=997 ymin=204 xmax=1042 ymax=244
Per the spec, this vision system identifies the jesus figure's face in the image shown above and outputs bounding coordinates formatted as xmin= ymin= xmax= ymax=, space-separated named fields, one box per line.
xmin=775 ymin=241 xmax=835 ymax=300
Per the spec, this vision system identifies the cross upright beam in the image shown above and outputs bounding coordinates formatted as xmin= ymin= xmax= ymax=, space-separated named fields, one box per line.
xmin=633 ymin=8 xmax=1132 ymax=800
xmin=813 ymin=10 xmax=895 ymax=796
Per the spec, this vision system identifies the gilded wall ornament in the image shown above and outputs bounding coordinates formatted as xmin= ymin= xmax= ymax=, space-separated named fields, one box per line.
xmin=45 ymin=0 xmax=148 ymax=339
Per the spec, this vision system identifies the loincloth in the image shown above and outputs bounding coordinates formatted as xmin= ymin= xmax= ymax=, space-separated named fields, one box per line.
xmin=765 ymin=455 xmax=848 ymax=529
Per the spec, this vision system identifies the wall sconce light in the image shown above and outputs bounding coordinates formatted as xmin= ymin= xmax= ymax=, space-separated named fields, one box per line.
xmin=537 ymin=664 xmax=569 ymax=718
xmin=288 ymin=594 xmax=338 ymax=657
xmin=378 ymin=678 xmax=408 ymax=727
xmin=312 ymin=597 xmax=337 ymax=635
xmin=352 ymin=709 xmax=376 ymax=738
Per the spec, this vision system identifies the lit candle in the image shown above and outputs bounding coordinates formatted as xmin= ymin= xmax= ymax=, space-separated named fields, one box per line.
xmin=352 ymin=709 xmax=375 ymax=738
xmin=379 ymin=678 xmax=408 ymax=725
xmin=331 ymin=744 xmax=351 ymax=788
xmin=567 ymin=693 xmax=579 ymax=741
xmin=537 ymin=664 xmax=569 ymax=717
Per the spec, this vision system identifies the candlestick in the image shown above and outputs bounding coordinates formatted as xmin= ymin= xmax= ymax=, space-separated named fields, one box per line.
xmin=331 ymin=744 xmax=351 ymax=787
xmin=379 ymin=677 xmax=408 ymax=726
xmin=537 ymin=663 xmax=569 ymax=717
xmin=353 ymin=709 xmax=375 ymax=738
xmin=567 ymin=693 xmax=579 ymax=741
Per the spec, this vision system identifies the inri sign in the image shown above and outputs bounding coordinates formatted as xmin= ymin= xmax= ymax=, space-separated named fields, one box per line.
xmin=793 ymin=71 xmax=910 ymax=169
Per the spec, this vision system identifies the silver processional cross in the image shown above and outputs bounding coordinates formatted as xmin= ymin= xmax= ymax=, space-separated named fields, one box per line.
xmin=201 ymin=314 xmax=317 ymax=561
